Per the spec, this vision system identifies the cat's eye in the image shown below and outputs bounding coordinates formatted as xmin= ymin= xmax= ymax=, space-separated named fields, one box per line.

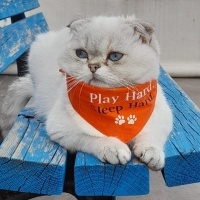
xmin=108 ymin=52 xmax=123 ymax=61
xmin=76 ymin=49 xmax=88 ymax=59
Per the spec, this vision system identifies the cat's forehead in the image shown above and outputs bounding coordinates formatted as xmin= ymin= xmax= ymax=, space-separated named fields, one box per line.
xmin=71 ymin=16 xmax=135 ymax=53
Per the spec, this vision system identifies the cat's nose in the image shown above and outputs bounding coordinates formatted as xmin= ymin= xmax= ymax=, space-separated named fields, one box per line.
xmin=88 ymin=63 xmax=101 ymax=73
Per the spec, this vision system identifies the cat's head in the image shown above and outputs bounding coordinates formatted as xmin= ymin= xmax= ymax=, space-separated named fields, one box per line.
xmin=59 ymin=16 xmax=160 ymax=88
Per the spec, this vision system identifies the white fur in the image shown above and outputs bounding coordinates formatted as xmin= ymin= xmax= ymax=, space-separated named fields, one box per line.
xmin=0 ymin=75 xmax=33 ymax=136
xmin=1 ymin=16 xmax=173 ymax=170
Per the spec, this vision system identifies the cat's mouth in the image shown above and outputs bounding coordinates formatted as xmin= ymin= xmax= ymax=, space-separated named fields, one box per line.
xmin=88 ymin=76 xmax=100 ymax=84
xmin=88 ymin=74 xmax=107 ymax=87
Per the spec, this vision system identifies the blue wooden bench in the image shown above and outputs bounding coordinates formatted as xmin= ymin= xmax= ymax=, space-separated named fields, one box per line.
xmin=0 ymin=0 xmax=200 ymax=199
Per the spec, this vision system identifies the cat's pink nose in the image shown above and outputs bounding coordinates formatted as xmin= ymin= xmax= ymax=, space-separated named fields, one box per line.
xmin=88 ymin=63 xmax=101 ymax=73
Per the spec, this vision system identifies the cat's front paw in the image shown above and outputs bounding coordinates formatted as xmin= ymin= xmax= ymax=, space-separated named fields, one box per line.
xmin=97 ymin=137 xmax=131 ymax=165
xmin=133 ymin=143 xmax=165 ymax=171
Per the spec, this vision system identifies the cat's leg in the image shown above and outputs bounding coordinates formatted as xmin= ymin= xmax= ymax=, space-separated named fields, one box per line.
xmin=130 ymin=86 xmax=173 ymax=171
xmin=46 ymin=95 xmax=131 ymax=165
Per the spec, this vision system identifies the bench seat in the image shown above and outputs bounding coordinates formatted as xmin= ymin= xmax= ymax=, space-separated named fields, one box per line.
xmin=0 ymin=68 xmax=199 ymax=196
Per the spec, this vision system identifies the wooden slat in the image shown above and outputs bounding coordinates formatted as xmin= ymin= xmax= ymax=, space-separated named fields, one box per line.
xmin=75 ymin=152 xmax=149 ymax=196
xmin=0 ymin=110 xmax=67 ymax=195
xmin=160 ymin=68 xmax=200 ymax=187
xmin=0 ymin=115 xmax=29 ymax=159
xmin=0 ymin=0 xmax=40 ymax=20
xmin=0 ymin=13 xmax=48 ymax=74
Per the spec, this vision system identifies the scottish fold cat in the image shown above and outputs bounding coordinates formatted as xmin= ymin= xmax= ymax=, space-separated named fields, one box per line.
xmin=0 ymin=16 xmax=173 ymax=170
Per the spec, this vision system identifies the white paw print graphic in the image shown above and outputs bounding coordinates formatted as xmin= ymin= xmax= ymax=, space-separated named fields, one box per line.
xmin=115 ymin=115 xmax=125 ymax=125
xmin=127 ymin=115 xmax=137 ymax=124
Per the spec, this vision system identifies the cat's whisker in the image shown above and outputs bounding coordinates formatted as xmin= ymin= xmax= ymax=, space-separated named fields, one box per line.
xmin=78 ymin=82 xmax=85 ymax=109
xmin=67 ymin=75 xmax=87 ymax=93
xmin=103 ymin=73 xmax=139 ymax=92
xmin=67 ymin=81 xmax=80 ymax=92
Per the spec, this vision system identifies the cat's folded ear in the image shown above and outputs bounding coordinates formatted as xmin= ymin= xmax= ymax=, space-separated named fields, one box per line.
xmin=67 ymin=19 xmax=89 ymax=31
xmin=132 ymin=20 xmax=155 ymax=44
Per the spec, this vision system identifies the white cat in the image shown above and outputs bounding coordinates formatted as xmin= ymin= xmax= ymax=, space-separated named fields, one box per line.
xmin=0 ymin=16 xmax=173 ymax=170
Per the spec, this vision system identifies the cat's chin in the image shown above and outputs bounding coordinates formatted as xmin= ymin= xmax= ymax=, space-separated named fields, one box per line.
xmin=88 ymin=77 xmax=111 ymax=88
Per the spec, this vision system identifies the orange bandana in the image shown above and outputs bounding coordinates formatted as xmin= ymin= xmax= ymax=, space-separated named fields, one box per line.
xmin=66 ymin=75 xmax=157 ymax=143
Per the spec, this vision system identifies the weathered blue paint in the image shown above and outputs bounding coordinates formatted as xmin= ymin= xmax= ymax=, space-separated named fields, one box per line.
xmin=75 ymin=152 xmax=149 ymax=196
xmin=0 ymin=0 xmax=40 ymax=20
xmin=159 ymin=68 xmax=200 ymax=187
xmin=0 ymin=0 xmax=67 ymax=195
xmin=0 ymin=13 xmax=48 ymax=74
xmin=0 ymin=110 xmax=67 ymax=195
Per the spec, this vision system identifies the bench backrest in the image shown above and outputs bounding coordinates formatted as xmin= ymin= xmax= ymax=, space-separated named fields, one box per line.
xmin=0 ymin=0 xmax=48 ymax=75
